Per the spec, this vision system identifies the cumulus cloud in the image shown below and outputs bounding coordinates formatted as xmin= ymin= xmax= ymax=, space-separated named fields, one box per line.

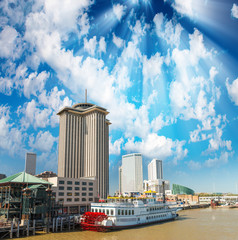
xmin=204 ymin=151 xmax=233 ymax=168
xmin=99 ymin=36 xmax=106 ymax=53
xmin=226 ymin=78 xmax=238 ymax=105
xmin=109 ymin=137 xmax=124 ymax=155
xmin=29 ymin=130 xmax=57 ymax=152
xmin=172 ymin=0 xmax=193 ymax=17
xmin=187 ymin=160 xmax=201 ymax=170
xmin=112 ymin=33 xmax=124 ymax=48
xmin=124 ymin=133 xmax=188 ymax=162
xmin=231 ymin=4 xmax=238 ymax=18
xmin=84 ymin=36 xmax=97 ymax=56
xmin=113 ymin=4 xmax=126 ymax=21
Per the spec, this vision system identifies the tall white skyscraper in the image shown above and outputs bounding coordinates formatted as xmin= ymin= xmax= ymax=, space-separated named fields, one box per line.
xmin=25 ymin=153 xmax=36 ymax=175
xmin=148 ymin=159 xmax=163 ymax=181
xmin=121 ymin=153 xmax=143 ymax=193
xmin=119 ymin=166 xmax=122 ymax=195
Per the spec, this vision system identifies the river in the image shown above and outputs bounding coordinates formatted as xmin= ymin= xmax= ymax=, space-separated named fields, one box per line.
xmin=19 ymin=208 xmax=238 ymax=240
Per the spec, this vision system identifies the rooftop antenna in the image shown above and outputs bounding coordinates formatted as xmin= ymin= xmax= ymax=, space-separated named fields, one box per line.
xmin=85 ymin=89 xmax=87 ymax=103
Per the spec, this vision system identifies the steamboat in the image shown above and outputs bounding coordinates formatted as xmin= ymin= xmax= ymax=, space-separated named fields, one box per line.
xmin=80 ymin=194 xmax=180 ymax=231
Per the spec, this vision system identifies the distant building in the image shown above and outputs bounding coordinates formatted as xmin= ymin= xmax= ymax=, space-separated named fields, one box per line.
xmin=143 ymin=179 xmax=170 ymax=194
xmin=57 ymin=102 xmax=110 ymax=199
xmin=45 ymin=176 xmax=98 ymax=214
xmin=148 ymin=159 xmax=163 ymax=181
xmin=35 ymin=171 xmax=57 ymax=178
xmin=0 ymin=174 xmax=6 ymax=180
xmin=172 ymin=184 xmax=195 ymax=195
xmin=121 ymin=153 xmax=143 ymax=193
xmin=25 ymin=153 xmax=36 ymax=175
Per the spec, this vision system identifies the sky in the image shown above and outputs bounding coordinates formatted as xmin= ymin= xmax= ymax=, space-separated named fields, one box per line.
xmin=0 ymin=0 xmax=238 ymax=195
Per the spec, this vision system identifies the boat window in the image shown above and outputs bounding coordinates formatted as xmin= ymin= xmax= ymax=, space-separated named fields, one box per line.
xmin=118 ymin=209 xmax=120 ymax=215
xmin=129 ymin=210 xmax=131 ymax=215
xmin=106 ymin=209 xmax=109 ymax=215
xmin=111 ymin=210 xmax=114 ymax=216
xmin=125 ymin=210 xmax=127 ymax=215
xmin=103 ymin=209 xmax=105 ymax=213
xmin=95 ymin=209 xmax=98 ymax=212
xmin=122 ymin=210 xmax=124 ymax=215
xmin=132 ymin=210 xmax=134 ymax=215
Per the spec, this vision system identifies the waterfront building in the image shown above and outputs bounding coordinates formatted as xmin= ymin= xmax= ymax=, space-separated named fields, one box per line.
xmin=45 ymin=176 xmax=98 ymax=214
xmin=121 ymin=153 xmax=143 ymax=193
xmin=143 ymin=179 xmax=170 ymax=194
xmin=57 ymin=102 xmax=111 ymax=199
xmin=35 ymin=171 xmax=57 ymax=178
xmin=0 ymin=172 xmax=57 ymax=220
xmin=172 ymin=184 xmax=195 ymax=195
xmin=25 ymin=153 xmax=36 ymax=175
xmin=148 ymin=159 xmax=163 ymax=181
xmin=0 ymin=174 xmax=6 ymax=180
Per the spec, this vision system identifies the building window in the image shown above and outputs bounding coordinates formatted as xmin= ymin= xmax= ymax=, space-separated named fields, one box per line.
xmin=89 ymin=198 xmax=93 ymax=201
xmin=59 ymin=199 xmax=64 ymax=203
xmin=82 ymin=198 xmax=86 ymax=202
xmin=67 ymin=187 xmax=72 ymax=190
xmin=58 ymin=192 xmax=64 ymax=196
xmin=67 ymin=198 xmax=72 ymax=202
xmin=75 ymin=192 xmax=79 ymax=196
xmin=75 ymin=187 xmax=80 ymax=190
xmin=89 ymin=182 xmax=93 ymax=186
xmin=59 ymin=180 xmax=64 ymax=184
xmin=75 ymin=198 xmax=79 ymax=202
xmin=75 ymin=181 xmax=80 ymax=185
xmin=82 ymin=182 xmax=87 ymax=185
xmin=89 ymin=188 xmax=93 ymax=191
xmin=89 ymin=193 xmax=93 ymax=196
xmin=59 ymin=186 xmax=64 ymax=190
xmin=67 ymin=181 xmax=72 ymax=185
xmin=82 ymin=187 xmax=87 ymax=191
xmin=67 ymin=193 xmax=72 ymax=196
xmin=82 ymin=192 xmax=86 ymax=196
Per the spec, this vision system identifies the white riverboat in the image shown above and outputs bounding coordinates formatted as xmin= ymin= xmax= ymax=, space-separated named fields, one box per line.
xmin=80 ymin=197 xmax=180 ymax=231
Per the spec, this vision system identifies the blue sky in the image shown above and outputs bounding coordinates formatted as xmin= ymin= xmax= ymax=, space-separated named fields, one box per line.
xmin=0 ymin=0 xmax=238 ymax=194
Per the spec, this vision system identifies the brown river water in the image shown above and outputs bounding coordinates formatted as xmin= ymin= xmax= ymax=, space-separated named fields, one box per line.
xmin=18 ymin=208 xmax=238 ymax=240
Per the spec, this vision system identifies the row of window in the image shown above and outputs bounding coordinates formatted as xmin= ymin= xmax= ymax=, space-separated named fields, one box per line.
xmin=118 ymin=209 xmax=135 ymax=216
xmin=59 ymin=198 xmax=94 ymax=202
xmin=59 ymin=180 xmax=93 ymax=186
xmin=146 ymin=213 xmax=167 ymax=220
xmin=58 ymin=192 xmax=94 ymax=196
xmin=148 ymin=206 xmax=166 ymax=211
xmin=91 ymin=208 xmax=114 ymax=216
xmin=58 ymin=186 xmax=93 ymax=191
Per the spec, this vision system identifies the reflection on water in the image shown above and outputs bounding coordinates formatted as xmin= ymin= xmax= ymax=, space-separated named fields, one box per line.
xmin=19 ymin=208 xmax=238 ymax=240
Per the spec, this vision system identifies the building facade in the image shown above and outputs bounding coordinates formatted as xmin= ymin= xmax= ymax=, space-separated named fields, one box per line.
xmin=46 ymin=176 xmax=98 ymax=214
xmin=25 ymin=153 xmax=36 ymax=175
xmin=57 ymin=103 xmax=110 ymax=199
xmin=118 ymin=166 xmax=122 ymax=195
xmin=148 ymin=159 xmax=163 ymax=181
xmin=143 ymin=179 xmax=170 ymax=194
xmin=121 ymin=153 xmax=143 ymax=193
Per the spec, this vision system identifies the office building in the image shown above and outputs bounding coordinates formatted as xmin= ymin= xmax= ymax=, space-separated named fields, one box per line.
xmin=118 ymin=166 xmax=122 ymax=195
xmin=25 ymin=152 xmax=36 ymax=175
xmin=57 ymin=102 xmax=111 ymax=199
xmin=45 ymin=176 xmax=98 ymax=214
xmin=121 ymin=153 xmax=143 ymax=193
xmin=148 ymin=159 xmax=163 ymax=181
xmin=143 ymin=179 xmax=170 ymax=194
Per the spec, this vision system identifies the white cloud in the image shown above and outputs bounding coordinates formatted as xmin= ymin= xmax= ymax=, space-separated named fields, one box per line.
xmin=226 ymin=78 xmax=238 ymax=105
xmin=124 ymin=133 xmax=188 ymax=162
xmin=187 ymin=160 xmax=201 ymax=170
xmin=0 ymin=77 xmax=13 ymax=96
xmin=23 ymin=71 xmax=49 ymax=98
xmin=78 ymin=13 xmax=90 ymax=37
xmin=112 ymin=33 xmax=124 ymax=48
xmin=113 ymin=4 xmax=126 ymax=21
xmin=231 ymin=4 xmax=238 ymax=19
xmin=204 ymin=151 xmax=233 ymax=168
xmin=142 ymin=53 xmax=164 ymax=84
xmin=99 ymin=36 xmax=106 ymax=53
xmin=0 ymin=25 xmax=22 ymax=59
xmin=109 ymin=137 xmax=124 ymax=155
xmin=172 ymin=0 xmax=193 ymax=17
xmin=29 ymin=130 xmax=57 ymax=152
xmin=84 ymin=36 xmax=97 ymax=56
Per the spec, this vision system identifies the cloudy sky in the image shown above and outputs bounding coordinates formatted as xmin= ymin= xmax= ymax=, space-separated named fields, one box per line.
xmin=0 ymin=0 xmax=238 ymax=194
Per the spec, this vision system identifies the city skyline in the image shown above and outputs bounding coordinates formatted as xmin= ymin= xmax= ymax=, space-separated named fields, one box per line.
xmin=0 ymin=0 xmax=238 ymax=194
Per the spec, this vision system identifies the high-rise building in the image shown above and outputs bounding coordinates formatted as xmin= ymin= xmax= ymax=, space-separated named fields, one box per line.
xmin=25 ymin=152 xmax=36 ymax=175
xmin=57 ymin=103 xmax=110 ymax=199
xmin=121 ymin=153 xmax=143 ymax=193
xmin=148 ymin=159 xmax=163 ymax=181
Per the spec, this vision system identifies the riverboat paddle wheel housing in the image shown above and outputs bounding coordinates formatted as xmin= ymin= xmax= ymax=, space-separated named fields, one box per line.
xmin=81 ymin=212 xmax=108 ymax=232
